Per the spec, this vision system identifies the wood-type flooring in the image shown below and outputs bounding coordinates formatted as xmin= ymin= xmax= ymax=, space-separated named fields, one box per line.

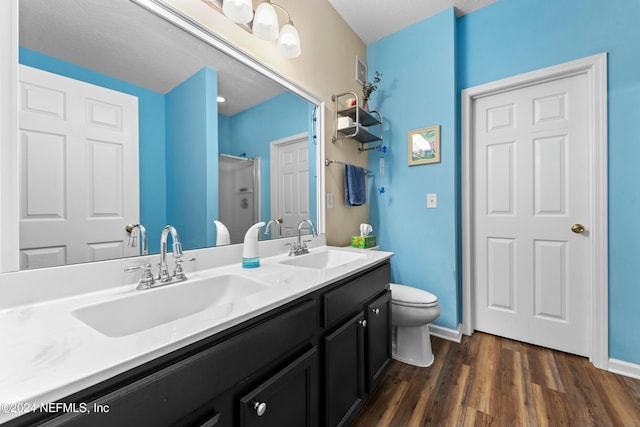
xmin=352 ymin=332 xmax=640 ymax=427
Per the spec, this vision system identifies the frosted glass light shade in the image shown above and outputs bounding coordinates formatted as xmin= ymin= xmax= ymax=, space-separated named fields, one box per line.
xmin=252 ymin=2 xmax=279 ymax=41
xmin=222 ymin=0 xmax=253 ymax=24
xmin=278 ymin=23 xmax=301 ymax=58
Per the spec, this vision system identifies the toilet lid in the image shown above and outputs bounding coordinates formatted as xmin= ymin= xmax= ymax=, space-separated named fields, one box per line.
xmin=390 ymin=283 xmax=438 ymax=307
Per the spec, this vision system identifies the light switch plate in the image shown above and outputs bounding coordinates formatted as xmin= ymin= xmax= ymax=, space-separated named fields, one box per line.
xmin=327 ymin=192 xmax=334 ymax=209
xmin=427 ymin=193 xmax=437 ymax=208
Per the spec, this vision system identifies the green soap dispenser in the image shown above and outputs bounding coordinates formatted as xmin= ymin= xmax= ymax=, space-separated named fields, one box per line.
xmin=242 ymin=222 xmax=266 ymax=268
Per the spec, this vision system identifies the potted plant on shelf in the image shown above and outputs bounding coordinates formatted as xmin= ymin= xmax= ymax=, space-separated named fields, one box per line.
xmin=362 ymin=70 xmax=381 ymax=111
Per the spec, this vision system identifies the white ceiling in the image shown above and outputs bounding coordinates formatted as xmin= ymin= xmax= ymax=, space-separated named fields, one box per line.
xmin=19 ymin=0 xmax=285 ymax=116
xmin=328 ymin=0 xmax=498 ymax=44
xmin=19 ymin=0 xmax=499 ymax=116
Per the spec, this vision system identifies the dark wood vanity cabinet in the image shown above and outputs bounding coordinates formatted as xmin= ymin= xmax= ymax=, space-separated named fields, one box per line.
xmin=322 ymin=262 xmax=392 ymax=427
xmin=37 ymin=300 xmax=318 ymax=427
xmin=9 ymin=260 xmax=391 ymax=427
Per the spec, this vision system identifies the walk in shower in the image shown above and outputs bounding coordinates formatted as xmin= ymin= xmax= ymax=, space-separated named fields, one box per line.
xmin=218 ymin=154 xmax=261 ymax=245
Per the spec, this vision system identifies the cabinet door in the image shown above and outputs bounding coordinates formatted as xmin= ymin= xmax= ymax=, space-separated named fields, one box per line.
xmin=324 ymin=312 xmax=365 ymax=427
xmin=239 ymin=347 xmax=318 ymax=427
xmin=366 ymin=290 xmax=392 ymax=393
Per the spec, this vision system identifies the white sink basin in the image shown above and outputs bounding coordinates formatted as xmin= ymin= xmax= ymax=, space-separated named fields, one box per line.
xmin=72 ymin=274 xmax=269 ymax=337
xmin=279 ymin=250 xmax=366 ymax=270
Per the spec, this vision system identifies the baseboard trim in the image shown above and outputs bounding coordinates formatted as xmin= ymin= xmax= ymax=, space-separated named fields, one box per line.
xmin=608 ymin=358 xmax=640 ymax=380
xmin=429 ymin=323 xmax=463 ymax=343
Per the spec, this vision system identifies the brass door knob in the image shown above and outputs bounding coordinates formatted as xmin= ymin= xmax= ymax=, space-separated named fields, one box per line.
xmin=571 ymin=223 xmax=585 ymax=234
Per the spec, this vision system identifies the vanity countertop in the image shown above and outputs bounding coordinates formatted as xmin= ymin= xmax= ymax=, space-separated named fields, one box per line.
xmin=0 ymin=245 xmax=392 ymax=423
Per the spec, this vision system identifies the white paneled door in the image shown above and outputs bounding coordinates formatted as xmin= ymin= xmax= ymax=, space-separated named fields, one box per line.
xmin=271 ymin=133 xmax=309 ymax=238
xmin=19 ymin=65 xmax=139 ymax=269
xmin=473 ymin=74 xmax=590 ymax=356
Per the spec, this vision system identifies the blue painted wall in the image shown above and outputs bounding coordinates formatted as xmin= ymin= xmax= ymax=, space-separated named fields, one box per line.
xmin=222 ymin=92 xmax=316 ymax=234
xmin=368 ymin=0 xmax=640 ymax=364
xmin=19 ymin=47 xmax=166 ymax=253
xmin=166 ymin=67 xmax=218 ymax=250
xmin=457 ymin=0 xmax=640 ymax=366
xmin=367 ymin=9 xmax=458 ymax=329
xmin=218 ymin=114 xmax=232 ymax=155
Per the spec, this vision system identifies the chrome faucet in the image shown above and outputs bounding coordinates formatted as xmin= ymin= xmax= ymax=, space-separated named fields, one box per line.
xmin=289 ymin=219 xmax=318 ymax=256
xmin=126 ymin=224 xmax=148 ymax=256
xmin=264 ymin=218 xmax=282 ymax=239
xmin=158 ymin=225 xmax=183 ymax=283
xmin=125 ymin=225 xmax=194 ymax=290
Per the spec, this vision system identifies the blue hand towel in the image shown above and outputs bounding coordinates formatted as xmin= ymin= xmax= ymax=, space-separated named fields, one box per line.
xmin=344 ymin=164 xmax=366 ymax=206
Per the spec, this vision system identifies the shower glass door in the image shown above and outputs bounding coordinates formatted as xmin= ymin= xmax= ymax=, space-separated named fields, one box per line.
xmin=218 ymin=154 xmax=260 ymax=244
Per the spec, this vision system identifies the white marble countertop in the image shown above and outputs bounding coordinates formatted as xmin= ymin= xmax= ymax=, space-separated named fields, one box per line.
xmin=0 ymin=245 xmax=392 ymax=424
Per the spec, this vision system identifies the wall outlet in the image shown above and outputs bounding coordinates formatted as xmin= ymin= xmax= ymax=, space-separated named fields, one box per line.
xmin=427 ymin=193 xmax=438 ymax=208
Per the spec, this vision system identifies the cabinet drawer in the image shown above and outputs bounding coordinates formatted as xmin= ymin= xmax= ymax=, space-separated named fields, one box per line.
xmin=322 ymin=262 xmax=390 ymax=329
xmin=43 ymin=299 xmax=316 ymax=427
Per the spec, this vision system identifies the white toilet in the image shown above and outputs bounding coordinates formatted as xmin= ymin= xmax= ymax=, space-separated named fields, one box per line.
xmin=390 ymin=283 xmax=440 ymax=367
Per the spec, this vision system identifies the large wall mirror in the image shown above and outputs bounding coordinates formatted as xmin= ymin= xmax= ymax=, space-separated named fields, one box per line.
xmin=14 ymin=0 xmax=323 ymax=271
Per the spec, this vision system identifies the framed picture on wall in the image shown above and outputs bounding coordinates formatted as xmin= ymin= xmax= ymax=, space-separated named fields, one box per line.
xmin=408 ymin=125 xmax=440 ymax=166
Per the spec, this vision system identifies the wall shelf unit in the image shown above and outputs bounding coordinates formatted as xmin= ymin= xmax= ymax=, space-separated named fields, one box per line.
xmin=332 ymin=92 xmax=383 ymax=151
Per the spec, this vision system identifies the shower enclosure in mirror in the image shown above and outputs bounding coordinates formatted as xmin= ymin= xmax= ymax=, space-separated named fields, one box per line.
xmin=10 ymin=0 xmax=322 ymax=270
xmin=218 ymin=154 xmax=260 ymax=245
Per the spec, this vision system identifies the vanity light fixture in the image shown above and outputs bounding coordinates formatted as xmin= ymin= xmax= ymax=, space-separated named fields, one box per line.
xmin=202 ymin=0 xmax=301 ymax=58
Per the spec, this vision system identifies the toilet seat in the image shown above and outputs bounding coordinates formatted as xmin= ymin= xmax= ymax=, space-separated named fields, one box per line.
xmin=390 ymin=283 xmax=438 ymax=308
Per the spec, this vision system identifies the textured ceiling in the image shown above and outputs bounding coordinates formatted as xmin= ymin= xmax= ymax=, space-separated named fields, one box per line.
xmin=19 ymin=0 xmax=285 ymax=116
xmin=19 ymin=0 xmax=499 ymax=115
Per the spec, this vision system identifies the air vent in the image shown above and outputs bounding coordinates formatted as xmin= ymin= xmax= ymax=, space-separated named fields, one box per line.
xmin=356 ymin=56 xmax=367 ymax=85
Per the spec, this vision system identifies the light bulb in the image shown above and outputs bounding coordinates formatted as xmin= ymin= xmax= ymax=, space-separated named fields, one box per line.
xmin=252 ymin=2 xmax=279 ymax=41
xmin=278 ymin=23 xmax=301 ymax=58
xmin=222 ymin=0 xmax=253 ymax=24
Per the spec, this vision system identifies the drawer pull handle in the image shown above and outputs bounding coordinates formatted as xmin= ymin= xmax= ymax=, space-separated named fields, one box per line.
xmin=372 ymin=308 xmax=380 ymax=315
xmin=359 ymin=319 xmax=367 ymax=328
xmin=253 ymin=401 xmax=267 ymax=417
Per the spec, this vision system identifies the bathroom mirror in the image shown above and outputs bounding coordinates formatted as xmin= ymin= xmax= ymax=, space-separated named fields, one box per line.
xmin=14 ymin=0 xmax=322 ymax=270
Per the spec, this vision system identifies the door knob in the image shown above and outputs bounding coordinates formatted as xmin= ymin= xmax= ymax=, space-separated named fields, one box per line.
xmin=571 ymin=223 xmax=585 ymax=234
xmin=371 ymin=308 xmax=380 ymax=315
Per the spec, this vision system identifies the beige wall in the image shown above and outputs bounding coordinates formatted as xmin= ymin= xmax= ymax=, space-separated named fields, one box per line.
xmin=163 ymin=0 xmax=369 ymax=246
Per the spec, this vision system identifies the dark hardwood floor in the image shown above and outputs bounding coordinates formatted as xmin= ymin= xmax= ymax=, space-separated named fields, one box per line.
xmin=352 ymin=332 xmax=640 ymax=427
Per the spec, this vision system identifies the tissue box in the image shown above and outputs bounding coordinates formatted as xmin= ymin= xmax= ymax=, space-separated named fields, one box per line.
xmin=351 ymin=235 xmax=376 ymax=248
xmin=337 ymin=116 xmax=354 ymax=129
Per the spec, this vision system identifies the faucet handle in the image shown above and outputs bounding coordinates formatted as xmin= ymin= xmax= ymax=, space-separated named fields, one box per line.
xmin=174 ymin=257 xmax=196 ymax=280
xmin=125 ymin=263 xmax=155 ymax=289
xmin=284 ymin=242 xmax=297 ymax=256
xmin=124 ymin=262 xmax=152 ymax=273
